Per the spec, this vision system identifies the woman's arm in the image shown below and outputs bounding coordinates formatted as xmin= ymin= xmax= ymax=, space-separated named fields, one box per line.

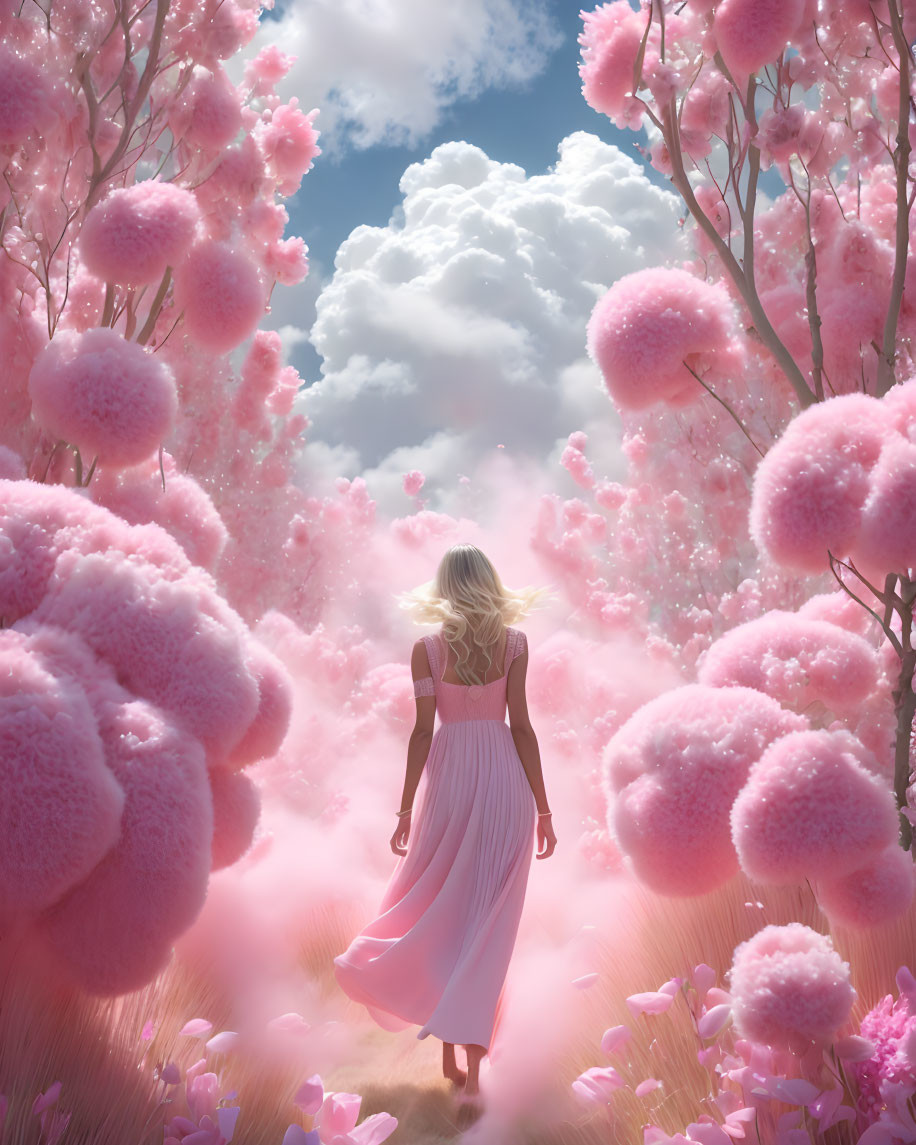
xmin=391 ymin=641 xmax=436 ymax=855
xmin=506 ymin=645 xmax=549 ymax=814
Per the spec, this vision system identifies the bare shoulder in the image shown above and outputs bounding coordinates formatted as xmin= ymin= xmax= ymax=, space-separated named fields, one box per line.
xmin=410 ymin=637 xmax=431 ymax=675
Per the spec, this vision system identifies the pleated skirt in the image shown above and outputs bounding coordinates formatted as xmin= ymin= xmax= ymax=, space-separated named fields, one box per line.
xmin=333 ymin=718 xmax=537 ymax=1049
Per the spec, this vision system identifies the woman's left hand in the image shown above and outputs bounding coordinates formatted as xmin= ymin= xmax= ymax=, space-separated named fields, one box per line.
xmin=390 ymin=812 xmax=411 ymax=856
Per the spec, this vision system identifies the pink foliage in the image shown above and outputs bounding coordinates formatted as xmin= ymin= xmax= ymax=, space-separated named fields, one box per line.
xmin=697 ymin=611 xmax=881 ymax=715
xmin=0 ymin=446 xmax=26 ymax=480
xmin=33 ymin=549 xmax=260 ymax=758
xmin=209 ymin=769 xmax=261 ymax=870
xmin=731 ymin=729 xmax=898 ymax=884
xmin=604 ymin=684 xmax=803 ymax=895
xmin=0 ymin=631 xmax=123 ymax=920
xmin=729 ymin=923 xmax=855 ymax=1050
xmin=0 ymin=47 xmax=56 ymax=144
xmin=749 ymin=393 xmax=889 ymax=572
xmin=88 ymin=454 xmax=229 ymax=572
xmin=816 ymin=845 xmax=915 ymax=930
xmin=853 ymin=436 xmax=916 ymax=580
xmin=228 ymin=640 xmax=293 ymax=768
xmin=38 ymin=692 xmax=212 ymax=995
xmin=712 ymin=0 xmax=806 ymax=77
xmin=79 ymin=181 xmax=201 ymax=287
xmin=254 ymin=100 xmax=321 ymax=197
xmin=586 ymin=268 xmax=738 ymax=411
xmin=578 ymin=2 xmax=647 ymax=128
xmin=27 ymin=328 xmax=178 ymax=467
xmin=173 ymin=240 xmax=264 ymax=353
xmin=172 ymin=67 xmax=242 ymax=151
xmin=855 ymin=989 xmax=916 ymax=1130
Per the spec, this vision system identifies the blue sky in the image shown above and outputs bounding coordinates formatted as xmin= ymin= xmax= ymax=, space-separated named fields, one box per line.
xmin=276 ymin=1 xmax=662 ymax=275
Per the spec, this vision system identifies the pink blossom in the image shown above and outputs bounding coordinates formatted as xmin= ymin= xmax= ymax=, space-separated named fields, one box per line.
xmin=855 ymin=989 xmax=916 ymax=1129
xmin=606 ymin=685 xmax=803 ymax=895
xmin=172 ymin=67 xmax=243 ymax=150
xmin=587 ymin=268 xmax=739 ymax=411
xmin=255 ymin=100 xmax=321 ymax=197
xmin=712 ymin=0 xmax=806 ymax=77
xmin=173 ymin=241 xmax=264 ymax=353
xmin=294 ymin=1075 xmax=324 ymax=1116
xmin=79 ymin=181 xmax=200 ymax=287
xmin=729 ymin=923 xmax=855 ymax=1050
xmin=209 ymin=769 xmax=260 ymax=870
xmin=571 ymin=1065 xmax=625 ymax=1102
xmin=749 ymin=392 xmax=889 ymax=572
xmin=731 ymin=729 xmax=898 ymax=884
xmin=0 ymin=47 xmax=57 ymax=145
xmin=815 ymin=844 xmax=914 ymax=929
xmin=28 ymin=328 xmax=177 ymax=467
xmin=578 ymin=1 xmax=647 ymax=128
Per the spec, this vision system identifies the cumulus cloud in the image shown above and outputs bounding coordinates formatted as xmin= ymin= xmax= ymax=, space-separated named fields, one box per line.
xmin=295 ymin=132 xmax=684 ymax=513
xmin=247 ymin=0 xmax=561 ymax=150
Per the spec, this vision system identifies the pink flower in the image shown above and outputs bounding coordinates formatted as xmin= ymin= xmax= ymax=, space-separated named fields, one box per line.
xmin=28 ymin=328 xmax=177 ymax=467
xmin=173 ymin=241 xmax=264 ymax=353
xmin=255 ymin=100 xmax=320 ymax=197
xmin=854 ymin=988 xmax=916 ymax=1127
xmin=79 ymin=181 xmax=200 ymax=287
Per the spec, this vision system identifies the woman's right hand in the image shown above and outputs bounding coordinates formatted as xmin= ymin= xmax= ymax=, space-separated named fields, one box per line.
xmin=536 ymin=814 xmax=557 ymax=859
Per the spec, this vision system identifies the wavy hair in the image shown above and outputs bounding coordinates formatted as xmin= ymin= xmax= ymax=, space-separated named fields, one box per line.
xmin=396 ymin=543 xmax=554 ymax=685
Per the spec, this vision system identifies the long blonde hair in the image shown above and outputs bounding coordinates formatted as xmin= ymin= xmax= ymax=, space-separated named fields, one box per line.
xmin=397 ymin=543 xmax=554 ymax=685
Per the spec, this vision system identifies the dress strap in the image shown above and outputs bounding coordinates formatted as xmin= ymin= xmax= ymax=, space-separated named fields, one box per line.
xmin=423 ymin=634 xmax=443 ymax=682
xmin=503 ymin=627 xmax=516 ymax=674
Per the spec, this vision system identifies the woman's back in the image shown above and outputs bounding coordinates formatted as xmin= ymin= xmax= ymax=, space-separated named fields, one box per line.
xmin=420 ymin=627 xmax=527 ymax=725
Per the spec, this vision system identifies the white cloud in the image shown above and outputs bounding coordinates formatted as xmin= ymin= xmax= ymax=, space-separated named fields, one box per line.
xmin=248 ymin=0 xmax=561 ymax=151
xmin=295 ymin=132 xmax=685 ymax=512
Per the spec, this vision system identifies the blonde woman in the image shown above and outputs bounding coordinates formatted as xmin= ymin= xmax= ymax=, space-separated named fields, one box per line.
xmin=333 ymin=543 xmax=556 ymax=1108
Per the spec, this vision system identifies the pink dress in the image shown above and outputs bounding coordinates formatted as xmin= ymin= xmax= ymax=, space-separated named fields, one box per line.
xmin=333 ymin=627 xmax=536 ymax=1049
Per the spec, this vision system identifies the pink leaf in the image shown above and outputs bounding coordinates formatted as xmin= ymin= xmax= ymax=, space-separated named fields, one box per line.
xmin=698 ymin=1004 xmax=732 ymax=1039
xmin=32 ymin=1081 xmax=62 ymax=1116
xmin=627 ymin=991 xmax=675 ymax=1016
xmin=834 ymin=1035 xmax=875 ymax=1061
xmin=809 ymin=1086 xmax=842 ymax=1128
xmin=180 ymin=1019 xmax=214 ymax=1039
xmin=769 ymin=1078 xmax=820 ymax=1105
xmin=571 ymin=1066 xmax=625 ymax=1102
xmin=347 ymin=1112 xmax=399 ymax=1145
xmin=205 ymin=1030 xmax=239 ymax=1054
xmin=572 ymin=972 xmax=599 ymax=990
xmin=635 ymin=1078 xmax=662 ymax=1097
xmin=686 ymin=1123 xmax=732 ymax=1145
xmin=217 ymin=1107 xmax=241 ymax=1142
xmin=600 ymin=1025 xmax=631 ymax=1055
xmin=294 ymin=1075 xmax=324 ymax=1116
xmin=692 ymin=964 xmax=717 ymax=996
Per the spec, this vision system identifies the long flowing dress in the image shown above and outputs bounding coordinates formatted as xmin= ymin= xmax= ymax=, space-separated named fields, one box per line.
xmin=333 ymin=626 xmax=536 ymax=1050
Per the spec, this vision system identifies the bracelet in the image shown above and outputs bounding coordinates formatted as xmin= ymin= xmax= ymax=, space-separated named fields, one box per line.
xmin=537 ymin=811 xmax=552 ymax=818
xmin=396 ymin=808 xmax=412 ymax=818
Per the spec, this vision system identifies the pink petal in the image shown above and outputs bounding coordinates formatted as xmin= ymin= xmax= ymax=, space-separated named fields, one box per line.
xmin=180 ymin=1019 xmax=214 ymax=1039
xmin=571 ymin=1066 xmax=625 ymax=1102
xmin=726 ymin=1108 xmax=757 ymax=1124
xmin=32 ymin=1081 xmax=62 ymax=1116
xmin=698 ymin=1005 xmax=732 ymax=1040
xmin=205 ymin=1030 xmax=239 ymax=1054
xmin=705 ymin=987 xmax=732 ymax=1007
xmin=314 ymin=1092 xmax=362 ymax=1138
xmin=834 ymin=1035 xmax=875 ymax=1061
xmin=267 ymin=1013 xmax=311 ymax=1035
xmin=857 ymin=1126 xmax=897 ymax=1145
xmin=160 ymin=1063 xmax=181 ymax=1086
xmin=572 ymin=972 xmax=599 ymax=990
xmin=347 ymin=1112 xmax=399 ymax=1145
xmin=635 ymin=1078 xmax=662 ymax=1097
xmin=600 ymin=1025 xmax=631 ymax=1055
xmin=685 ymin=1123 xmax=732 ymax=1145
xmin=141 ymin=1019 xmax=156 ymax=1040
xmin=643 ymin=1127 xmax=669 ymax=1144
xmin=186 ymin=1058 xmax=208 ymax=1081
xmin=721 ymin=1124 xmax=745 ymax=1140
xmin=281 ymin=1127 xmax=318 ymax=1145
xmin=769 ymin=1078 xmax=820 ymax=1105
xmin=809 ymin=1086 xmax=842 ymax=1127
xmin=692 ymin=964 xmax=717 ymax=996
xmin=658 ymin=977 xmax=683 ymax=997
xmin=626 ymin=991 xmax=675 ymax=1016
xmin=217 ymin=1106 xmax=242 ymax=1142
xmin=777 ymin=1113 xmax=801 ymax=1132
xmin=294 ymin=1075 xmax=324 ymax=1116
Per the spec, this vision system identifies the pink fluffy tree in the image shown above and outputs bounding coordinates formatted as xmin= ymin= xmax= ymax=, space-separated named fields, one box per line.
xmin=0 ymin=0 xmax=322 ymax=994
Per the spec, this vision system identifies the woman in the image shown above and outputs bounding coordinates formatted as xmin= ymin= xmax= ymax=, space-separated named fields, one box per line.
xmin=333 ymin=543 xmax=557 ymax=1106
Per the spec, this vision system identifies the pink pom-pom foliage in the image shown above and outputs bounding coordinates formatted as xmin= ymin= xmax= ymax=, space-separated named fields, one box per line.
xmin=729 ymin=924 xmax=856 ymax=1050
xmin=0 ymin=479 xmax=292 ymax=993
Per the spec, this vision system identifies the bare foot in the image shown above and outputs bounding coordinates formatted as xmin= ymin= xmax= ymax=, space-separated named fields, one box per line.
xmin=444 ymin=1065 xmax=467 ymax=1087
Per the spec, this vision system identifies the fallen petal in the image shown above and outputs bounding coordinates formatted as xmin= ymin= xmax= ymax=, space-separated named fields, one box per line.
xmin=572 ymin=973 xmax=599 ymax=990
xmin=601 ymin=1025 xmax=631 ymax=1055
xmin=635 ymin=1078 xmax=662 ymax=1097
xmin=626 ymin=991 xmax=674 ymax=1016
xmin=179 ymin=1020 xmax=214 ymax=1039
xmin=294 ymin=1075 xmax=324 ymax=1116
xmin=698 ymin=1005 xmax=732 ymax=1040
xmin=205 ymin=1031 xmax=239 ymax=1055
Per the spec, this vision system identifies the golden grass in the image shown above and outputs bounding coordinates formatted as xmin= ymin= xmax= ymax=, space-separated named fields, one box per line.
xmin=2 ymin=874 xmax=914 ymax=1145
